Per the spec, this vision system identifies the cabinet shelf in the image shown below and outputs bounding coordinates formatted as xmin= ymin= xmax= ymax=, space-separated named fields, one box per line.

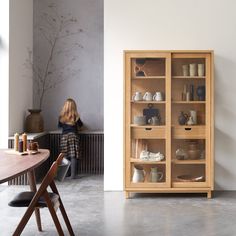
xmin=172 ymin=76 xmax=205 ymax=79
xmin=131 ymin=124 xmax=166 ymax=128
xmin=130 ymin=158 xmax=166 ymax=164
xmin=172 ymin=101 xmax=205 ymax=104
xmin=132 ymin=76 xmax=165 ymax=80
xmin=131 ymin=101 xmax=166 ymax=104
xmin=172 ymin=159 xmax=205 ymax=164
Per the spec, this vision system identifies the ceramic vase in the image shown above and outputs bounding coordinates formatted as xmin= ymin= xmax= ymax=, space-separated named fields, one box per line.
xmin=25 ymin=109 xmax=44 ymax=133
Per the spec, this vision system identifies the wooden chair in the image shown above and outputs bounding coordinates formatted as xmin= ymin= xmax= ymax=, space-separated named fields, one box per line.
xmin=8 ymin=153 xmax=75 ymax=236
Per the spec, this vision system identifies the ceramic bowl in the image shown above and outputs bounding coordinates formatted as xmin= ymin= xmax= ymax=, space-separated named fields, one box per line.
xmin=133 ymin=116 xmax=146 ymax=125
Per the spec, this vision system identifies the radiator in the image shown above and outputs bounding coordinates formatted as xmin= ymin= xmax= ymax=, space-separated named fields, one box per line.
xmin=8 ymin=131 xmax=104 ymax=185
xmin=50 ymin=131 xmax=104 ymax=175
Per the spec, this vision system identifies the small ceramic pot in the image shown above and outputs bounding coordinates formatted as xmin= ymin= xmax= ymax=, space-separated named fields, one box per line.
xmin=197 ymin=86 xmax=205 ymax=101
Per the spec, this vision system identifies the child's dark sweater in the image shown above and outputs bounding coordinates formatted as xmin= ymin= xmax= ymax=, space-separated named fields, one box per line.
xmin=58 ymin=118 xmax=83 ymax=134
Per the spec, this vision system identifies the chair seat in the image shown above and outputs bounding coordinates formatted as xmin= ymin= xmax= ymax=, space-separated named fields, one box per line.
xmin=8 ymin=191 xmax=59 ymax=208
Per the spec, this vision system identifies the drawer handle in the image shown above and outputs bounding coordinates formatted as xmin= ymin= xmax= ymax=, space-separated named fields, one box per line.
xmin=185 ymin=128 xmax=192 ymax=131
xmin=145 ymin=128 xmax=152 ymax=131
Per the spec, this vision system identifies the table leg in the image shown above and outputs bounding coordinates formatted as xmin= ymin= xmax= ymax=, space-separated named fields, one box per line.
xmin=27 ymin=170 xmax=42 ymax=231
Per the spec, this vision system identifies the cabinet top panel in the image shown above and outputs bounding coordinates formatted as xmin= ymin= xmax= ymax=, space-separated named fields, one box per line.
xmin=124 ymin=50 xmax=214 ymax=54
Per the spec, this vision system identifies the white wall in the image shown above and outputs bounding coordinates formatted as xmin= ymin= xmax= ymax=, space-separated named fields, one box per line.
xmin=0 ymin=2 xmax=9 ymax=148
xmin=104 ymin=0 xmax=236 ymax=190
xmin=9 ymin=0 xmax=33 ymax=135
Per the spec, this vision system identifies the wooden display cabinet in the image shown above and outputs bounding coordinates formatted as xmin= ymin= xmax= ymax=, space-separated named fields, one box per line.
xmin=124 ymin=50 xmax=214 ymax=198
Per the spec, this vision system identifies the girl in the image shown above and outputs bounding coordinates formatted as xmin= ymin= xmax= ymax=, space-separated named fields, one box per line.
xmin=58 ymin=98 xmax=83 ymax=179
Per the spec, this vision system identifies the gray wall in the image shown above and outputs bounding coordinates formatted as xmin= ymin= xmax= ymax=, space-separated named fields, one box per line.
xmin=34 ymin=0 xmax=103 ymax=131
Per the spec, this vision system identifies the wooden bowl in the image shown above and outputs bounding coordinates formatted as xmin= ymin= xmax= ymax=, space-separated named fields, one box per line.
xmin=176 ymin=175 xmax=204 ymax=182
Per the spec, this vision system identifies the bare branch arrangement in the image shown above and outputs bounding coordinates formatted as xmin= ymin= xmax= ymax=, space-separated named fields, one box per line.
xmin=25 ymin=3 xmax=83 ymax=109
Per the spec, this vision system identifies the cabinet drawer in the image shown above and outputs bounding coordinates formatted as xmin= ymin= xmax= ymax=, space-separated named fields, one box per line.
xmin=173 ymin=126 xmax=205 ymax=139
xmin=132 ymin=127 xmax=166 ymax=139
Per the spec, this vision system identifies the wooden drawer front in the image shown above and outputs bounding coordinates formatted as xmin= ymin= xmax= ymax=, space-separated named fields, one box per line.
xmin=132 ymin=127 xmax=166 ymax=139
xmin=173 ymin=126 xmax=205 ymax=139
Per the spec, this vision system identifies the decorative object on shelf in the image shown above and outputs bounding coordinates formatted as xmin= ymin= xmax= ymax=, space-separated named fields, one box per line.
xmin=175 ymin=148 xmax=188 ymax=160
xmin=143 ymin=92 xmax=153 ymax=101
xmin=182 ymin=64 xmax=189 ymax=76
xmin=25 ymin=109 xmax=44 ymax=133
xmin=178 ymin=111 xmax=188 ymax=125
xmin=198 ymin=64 xmax=205 ymax=76
xmin=189 ymin=63 xmax=197 ymax=76
xmin=189 ymin=110 xmax=197 ymax=124
xmin=187 ymin=140 xmax=200 ymax=160
xmin=196 ymin=85 xmax=205 ymax=101
xmin=134 ymin=58 xmax=146 ymax=77
xmin=134 ymin=139 xmax=147 ymax=158
xmin=143 ymin=104 xmax=160 ymax=124
xmin=182 ymin=84 xmax=187 ymax=101
xmin=133 ymin=116 xmax=146 ymax=125
xmin=190 ymin=84 xmax=194 ymax=101
xmin=140 ymin=150 xmax=165 ymax=161
xmin=186 ymin=116 xmax=194 ymax=126
xmin=132 ymin=91 xmax=143 ymax=101
xmin=153 ymin=91 xmax=163 ymax=101
xmin=186 ymin=91 xmax=190 ymax=101
xmin=177 ymin=174 xmax=204 ymax=182
xmin=132 ymin=165 xmax=146 ymax=183
xmin=148 ymin=116 xmax=161 ymax=126
xmin=149 ymin=167 xmax=163 ymax=182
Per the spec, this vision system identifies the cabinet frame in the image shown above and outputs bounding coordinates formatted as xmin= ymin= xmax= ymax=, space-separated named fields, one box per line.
xmin=124 ymin=50 xmax=214 ymax=198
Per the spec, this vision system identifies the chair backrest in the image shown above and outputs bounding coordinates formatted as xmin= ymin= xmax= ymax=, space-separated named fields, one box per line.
xmin=34 ymin=153 xmax=64 ymax=197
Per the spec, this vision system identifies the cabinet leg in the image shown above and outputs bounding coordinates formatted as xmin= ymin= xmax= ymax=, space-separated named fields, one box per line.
xmin=207 ymin=191 xmax=212 ymax=199
xmin=125 ymin=191 xmax=130 ymax=199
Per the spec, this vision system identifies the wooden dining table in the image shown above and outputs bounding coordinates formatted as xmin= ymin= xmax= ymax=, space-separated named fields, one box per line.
xmin=0 ymin=149 xmax=50 ymax=232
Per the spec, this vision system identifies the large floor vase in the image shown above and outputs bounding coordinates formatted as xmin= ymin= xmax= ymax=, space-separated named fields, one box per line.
xmin=25 ymin=109 xmax=44 ymax=133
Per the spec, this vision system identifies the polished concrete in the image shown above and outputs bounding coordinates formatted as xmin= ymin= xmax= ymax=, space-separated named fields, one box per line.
xmin=1 ymin=176 xmax=236 ymax=236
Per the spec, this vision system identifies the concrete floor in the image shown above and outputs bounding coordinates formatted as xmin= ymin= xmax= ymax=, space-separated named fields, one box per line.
xmin=0 ymin=176 xmax=236 ymax=236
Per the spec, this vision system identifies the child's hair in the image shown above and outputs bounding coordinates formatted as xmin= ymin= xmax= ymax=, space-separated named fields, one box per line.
xmin=59 ymin=98 xmax=80 ymax=125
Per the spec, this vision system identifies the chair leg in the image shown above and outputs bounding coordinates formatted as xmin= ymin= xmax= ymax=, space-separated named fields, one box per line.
xmin=13 ymin=201 xmax=36 ymax=236
xmin=27 ymin=170 xmax=42 ymax=231
xmin=50 ymin=181 xmax=75 ymax=236
xmin=43 ymin=191 xmax=65 ymax=236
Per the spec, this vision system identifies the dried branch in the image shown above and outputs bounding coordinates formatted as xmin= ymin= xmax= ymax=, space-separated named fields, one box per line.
xmin=28 ymin=3 xmax=83 ymax=109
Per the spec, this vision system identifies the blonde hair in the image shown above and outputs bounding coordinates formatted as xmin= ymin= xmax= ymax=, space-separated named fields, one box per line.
xmin=59 ymin=98 xmax=80 ymax=125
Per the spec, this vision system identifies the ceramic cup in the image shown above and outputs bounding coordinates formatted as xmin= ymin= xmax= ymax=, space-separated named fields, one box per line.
xmin=189 ymin=63 xmax=197 ymax=76
xmin=143 ymin=92 xmax=153 ymax=101
xmin=198 ymin=64 xmax=205 ymax=76
xmin=153 ymin=92 xmax=163 ymax=101
xmin=182 ymin=64 xmax=189 ymax=76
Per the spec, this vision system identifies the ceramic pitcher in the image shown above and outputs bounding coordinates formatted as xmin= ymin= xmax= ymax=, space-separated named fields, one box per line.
xmin=149 ymin=167 xmax=163 ymax=182
xmin=153 ymin=92 xmax=163 ymax=101
xmin=132 ymin=92 xmax=143 ymax=101
xmin=143 ymin=92 xmax=153 ymax=101
xmin=132 ymin=165 xmax=145 ymax=183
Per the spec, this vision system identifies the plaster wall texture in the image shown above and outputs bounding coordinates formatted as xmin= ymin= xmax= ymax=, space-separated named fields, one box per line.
xmin=34 ymin=0 xmax=103 ymax=131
